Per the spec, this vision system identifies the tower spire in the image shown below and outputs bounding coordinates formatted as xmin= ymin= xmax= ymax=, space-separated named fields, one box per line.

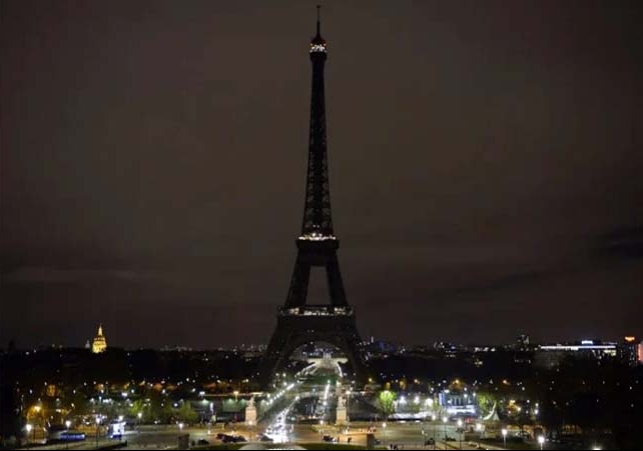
xmin=316 ymin=5 xmax=321 ymax=36
xmin=305 ymin=5 xmax=330 ymax=236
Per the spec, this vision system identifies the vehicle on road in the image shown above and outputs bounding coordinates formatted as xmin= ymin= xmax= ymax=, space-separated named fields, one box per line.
xmin=220 ymin=434 xmax=240 ymax=443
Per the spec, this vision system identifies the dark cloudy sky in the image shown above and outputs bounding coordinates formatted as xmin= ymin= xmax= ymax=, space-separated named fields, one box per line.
xmin=2 ymin=0 xmax=642 ymax=349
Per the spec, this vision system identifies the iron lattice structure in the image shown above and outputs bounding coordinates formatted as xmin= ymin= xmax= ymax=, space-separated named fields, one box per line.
xmin=301 ymin=18 xmax=332 ymax=237
xmin=261 ymin=12 xmax=366 ymax=387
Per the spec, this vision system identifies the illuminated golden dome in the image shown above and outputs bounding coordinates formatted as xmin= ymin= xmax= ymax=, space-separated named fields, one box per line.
xmin=92 ymin=324 xmax=107 ymax=354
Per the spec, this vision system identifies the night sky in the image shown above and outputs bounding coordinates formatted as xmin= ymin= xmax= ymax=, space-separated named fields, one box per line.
xmin=2 ymin=1 xmax=642 ymax=349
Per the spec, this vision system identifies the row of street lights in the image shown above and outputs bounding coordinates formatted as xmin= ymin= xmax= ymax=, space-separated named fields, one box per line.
xmin=416 ymin=419 xmax=545 ymax=451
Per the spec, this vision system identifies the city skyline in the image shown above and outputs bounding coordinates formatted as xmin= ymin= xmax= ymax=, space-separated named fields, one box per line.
xmin=2 ymin=1 xmax=643 ymax=349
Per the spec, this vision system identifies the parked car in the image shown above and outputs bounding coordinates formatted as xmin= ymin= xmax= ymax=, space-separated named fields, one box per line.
xmin=197 ymin=439 xmax=209 ymax=445
xmin=424 ymin=437 xmax=435 ymax=445
xmin=323 ymin=435 xmax=338 ymax=443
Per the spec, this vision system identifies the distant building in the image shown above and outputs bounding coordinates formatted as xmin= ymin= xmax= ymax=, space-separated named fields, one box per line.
xmin=91 ymin=324 xmax=107 ymax=354
xmin=619 ymin=336 xmax=642 ymax=367
xmin=535 ymin=340 xmax=617 ymax=368
xmin=438 ymin=389 xmax=477 ymax=416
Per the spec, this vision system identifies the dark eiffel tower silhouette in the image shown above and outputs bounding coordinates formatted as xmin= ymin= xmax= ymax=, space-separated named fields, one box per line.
xmin=261 ymin=8 xmax=366 ymax=387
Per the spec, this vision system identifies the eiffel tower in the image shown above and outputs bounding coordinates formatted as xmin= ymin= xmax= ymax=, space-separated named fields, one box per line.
xmin=261 ymin=8 xmax=366 ymax=387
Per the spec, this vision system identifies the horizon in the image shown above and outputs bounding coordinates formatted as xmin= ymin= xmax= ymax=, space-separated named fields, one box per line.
xmin=4 ymin=329 xmax=638 ymax=351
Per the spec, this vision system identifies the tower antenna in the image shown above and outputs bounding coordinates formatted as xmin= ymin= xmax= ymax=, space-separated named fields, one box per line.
xmin=316 ymin=5 xmax=321 ymax=36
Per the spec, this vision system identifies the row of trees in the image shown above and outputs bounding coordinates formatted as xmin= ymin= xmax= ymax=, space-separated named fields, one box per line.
xmin=128 ymin=398 xmax=199 ymax=424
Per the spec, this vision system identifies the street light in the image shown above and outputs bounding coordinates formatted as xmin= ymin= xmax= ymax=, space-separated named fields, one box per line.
xmin=382 ymin=422 xmax=387 ymax=448
xmin=457 ymin=419 xmax=463 ymax=450
xmin=95 ymin=416 xmax=102 ymax=449
xmin=26 ymin=423 xmax=33 ymax=448
xmin=430 ymin=415 xmax=437 ymax=450
xmin=346 ymin=389 xmax=352 ymax=433
xmin=65 ymin=420 xmax=71 ymax=430
xmin=538 ymin=435 xmax=545 ymax=450
xmin=137 ymin=411 xmax=142 ymax=429
xmin=501 ymin=428 xmax=508 ymax=448
xmin=442 ymin=416 xmax=448 ymax=447
xmin=476 ymin=423 xmax=483 ymax=441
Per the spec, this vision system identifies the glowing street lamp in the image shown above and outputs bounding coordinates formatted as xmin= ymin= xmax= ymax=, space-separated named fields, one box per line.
xmin=178 ymin=422 xmax=184 ymax=432
xmin=382 ymin=422 xmax=387 ymax=447
xmin=457 ymin=419 xmax=463 ymax=450
xmin=346 ymin=389 xmax=352 ymax=432
xmin=65 ymin=420 xmax=71 ymax=430
xmin=26 ymin=423 xmax=33 ymax=445
xmin=137 ymin=411 xmax=142 ymax=428
xmin=429 ymin=415 xmax=437 ymax=450
xmin=501 ymin=428 xmax=508 ymax=448
xmin=95 ymin=416 xmax=102 ymax=449
xmin=538 ymin=435 xmax=545 ymax=450
xmin=442 ymin=416 xmax=448 ymax=446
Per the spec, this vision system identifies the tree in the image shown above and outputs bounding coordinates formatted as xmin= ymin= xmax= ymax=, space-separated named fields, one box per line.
xmin=476 ymin=391 xmax=496 ymax=419
xmin=376 ymin=390 xmax=396 ymax=419
xmin=129 ymin=399 xmax=152 ymax=422
xmin=177 ymin=402 xmax=198 ymax=424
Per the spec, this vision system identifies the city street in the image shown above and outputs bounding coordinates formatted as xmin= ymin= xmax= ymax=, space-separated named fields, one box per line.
xmin=24 ymin=420 xmax=523 ymax=450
